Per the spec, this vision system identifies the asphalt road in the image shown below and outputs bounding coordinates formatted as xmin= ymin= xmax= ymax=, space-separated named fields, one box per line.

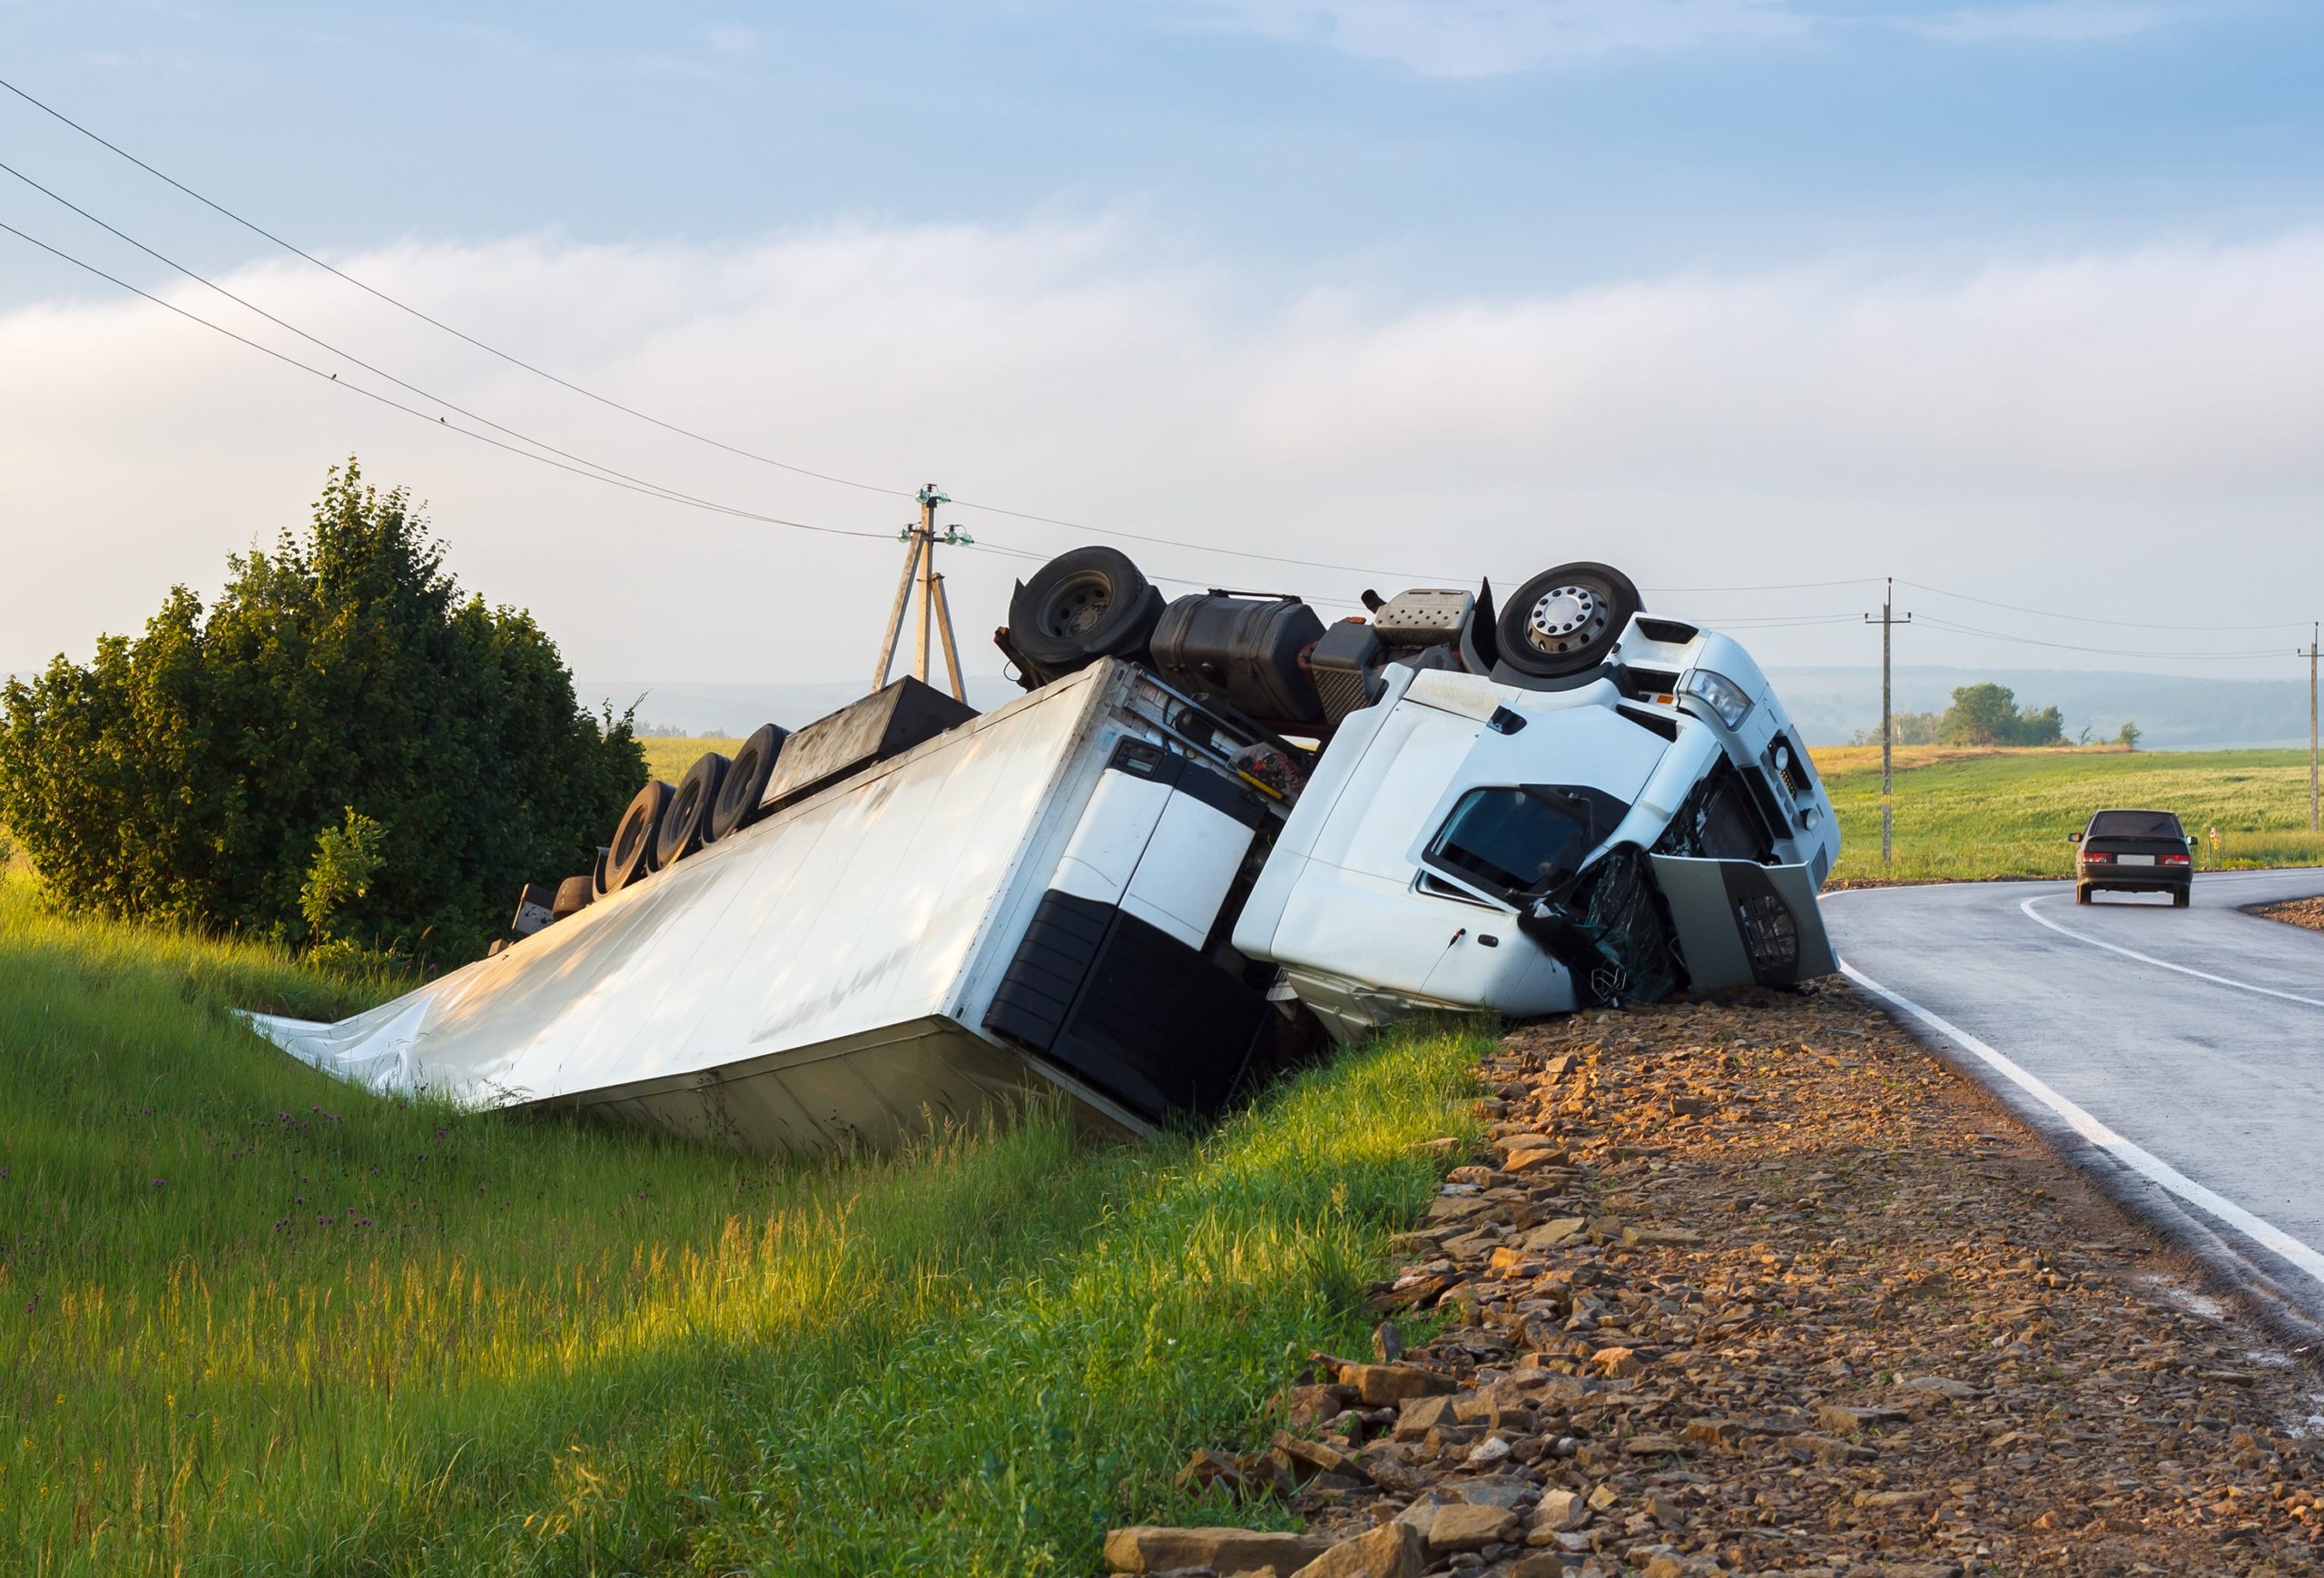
xmin=1823 ymin=867 xmax=2324 ymax=1326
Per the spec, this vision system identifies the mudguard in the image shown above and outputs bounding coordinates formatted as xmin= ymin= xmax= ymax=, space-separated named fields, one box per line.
xmin=1648 ymin=855 xmax=1837 ymax=991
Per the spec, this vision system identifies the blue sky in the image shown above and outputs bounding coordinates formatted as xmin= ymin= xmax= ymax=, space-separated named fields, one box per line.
xmin=4 ymin=1 xmax=2321 ymax=688
xmin=11 ymin=2 xmax=2319 ymax=291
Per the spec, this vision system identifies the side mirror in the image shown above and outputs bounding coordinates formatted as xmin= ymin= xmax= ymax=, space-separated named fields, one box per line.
xmin=2067 ymin=832 xmax=2081 ymax=843
xmin=2187 ymin=835 xmax=2198 ymax=850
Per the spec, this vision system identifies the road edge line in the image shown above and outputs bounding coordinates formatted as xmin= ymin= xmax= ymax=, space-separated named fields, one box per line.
xmin=1837 ymin=959 xmax=2324 ymax=1356
xmin=2018 ymin=895 xmax=2324 ymax=1009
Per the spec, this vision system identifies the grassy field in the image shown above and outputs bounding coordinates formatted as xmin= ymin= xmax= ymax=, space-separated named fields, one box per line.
xmin=638 ymin=736 xmax=743 ymax=786
xmin=0 ymin=870 xmax=1483 ymax=1575
xmin=1812 ymin=744 xmax=2324 ymax=883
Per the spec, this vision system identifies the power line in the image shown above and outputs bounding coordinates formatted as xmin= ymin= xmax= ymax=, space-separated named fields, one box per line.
xmin=1913 ymin=615 xmax=2298 ymax=660
xmin=0 ymin=157 xmax=915 ymax=534
xmin=1902 ymin=578 xmax=2308 ymax=633
xmin=0 ymin=217 xmax=901 ymax=544
xmin=0 ymin=73 xmax=920 ymax=505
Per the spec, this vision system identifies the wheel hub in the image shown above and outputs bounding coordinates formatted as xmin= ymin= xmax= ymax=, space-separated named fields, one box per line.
xmin=1526 ymin=585 xmax=1608 ymax=653
xmin=1042 ymin=573 xmax=1112 ymax=638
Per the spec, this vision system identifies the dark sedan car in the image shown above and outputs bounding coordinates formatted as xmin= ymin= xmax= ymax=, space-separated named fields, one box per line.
xmin=2071 ymin=808 xmax=2195 ymax=906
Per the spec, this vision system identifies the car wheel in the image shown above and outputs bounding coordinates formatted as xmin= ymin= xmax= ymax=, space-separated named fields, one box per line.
xmin=1493 ymin=562 xmax=1643 ymax=680
xmin=708 ymin=723 xmax=787 ymax=843
xmin=1006 ymin=547 xmax=1166 ymax=682
xmin=2075 ymin=883 xmax=2092 ymax=904
xmin=2173 ymin=889 xmax=2191 ymax=908
xmin=656 ymin=751 xmax=729 ymax=867
xmin=603 ymin=780 xmax=675 ymax=894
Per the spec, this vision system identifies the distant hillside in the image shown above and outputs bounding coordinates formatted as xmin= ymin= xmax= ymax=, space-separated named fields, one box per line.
xmin=1767 ymin=666 xmax=2313 ymax=752
xmin=24 ymin=664 xmax=2307 ymax=754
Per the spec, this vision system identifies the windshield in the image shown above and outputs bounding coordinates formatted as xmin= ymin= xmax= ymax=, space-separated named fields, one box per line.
xmin=2088 ymin=810 xmax=2183 ymax=839
xmin=1425 ymin=784 xmax=1626 ymax=902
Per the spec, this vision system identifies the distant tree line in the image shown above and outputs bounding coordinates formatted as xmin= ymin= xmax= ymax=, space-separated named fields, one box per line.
xmin=1854 ymin=682 xmax=2110 ymax=748
xmin=0 ymin=461 xmax=644 ymax=965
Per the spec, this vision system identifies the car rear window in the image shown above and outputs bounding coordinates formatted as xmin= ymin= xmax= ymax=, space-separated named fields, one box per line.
xmin=2088 ymin=811 xmax=2183 ymax=839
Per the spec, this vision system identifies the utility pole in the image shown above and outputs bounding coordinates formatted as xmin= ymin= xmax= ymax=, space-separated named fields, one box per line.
xmin=1864 ymin=579 xmax=1912 ymax=864
xmin=870 ymin=484 xmax=972 ymax=702
xmin=2309 ymin=621 xmax=2319 ymax=833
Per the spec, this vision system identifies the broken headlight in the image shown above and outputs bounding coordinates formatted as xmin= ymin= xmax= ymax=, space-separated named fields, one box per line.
xmin=1679 ymin=667 xmax=1754 ymax=730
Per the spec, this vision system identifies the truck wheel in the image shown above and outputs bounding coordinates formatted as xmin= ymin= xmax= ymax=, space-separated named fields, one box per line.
xmin=708 ymin=723 xmax=787 ymax=843
xmin=1007 ymin=547 xmax=1166 ymax=681
xmin=1494 ymin=562 xmax=1642 ymax=679
xmin=589 ymin=844 xmax=612 ymax=900
xmin=551 ymin=875 xmax=593 ymax=920
xmin=657 ymin=752 xmax=729 ymax=867
xmin=603 ymin=780 xmax=675 ymax=894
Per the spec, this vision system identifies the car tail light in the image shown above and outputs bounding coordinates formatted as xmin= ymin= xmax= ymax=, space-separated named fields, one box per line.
xmin=2082 ymin=851 xmax=2114 ymax=863
xmin=2161 ymin=853 xmax=2191 ymax=866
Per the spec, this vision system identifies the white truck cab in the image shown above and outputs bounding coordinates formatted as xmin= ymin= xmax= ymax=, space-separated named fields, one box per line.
xmin=1231 ymin=612 xmax=1840 ymax=1040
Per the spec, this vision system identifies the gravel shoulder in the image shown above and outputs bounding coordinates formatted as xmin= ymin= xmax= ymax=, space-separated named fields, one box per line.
xmin=2248 ymin=895 xmax=2324 ymax=932
xmin=1110 ymin=986 xmax=2324 ymax=1578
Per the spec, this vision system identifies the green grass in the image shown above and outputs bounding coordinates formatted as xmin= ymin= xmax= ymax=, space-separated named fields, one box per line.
xmin=638 ymin=737 xmax=743 ymax=786
xmin=1813 ymin=745 xmax=2324 ymax=883
xmin=0 ymin=872 xmax=1482 ymax=1575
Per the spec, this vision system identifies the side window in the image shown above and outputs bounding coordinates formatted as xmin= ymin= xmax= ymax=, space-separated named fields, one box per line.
xmin=1423 ymin=785 xmax=1618 ymax=903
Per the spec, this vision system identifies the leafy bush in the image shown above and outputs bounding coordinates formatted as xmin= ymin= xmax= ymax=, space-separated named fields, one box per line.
xmin=0 ymin=460 xmax=643 ymax=963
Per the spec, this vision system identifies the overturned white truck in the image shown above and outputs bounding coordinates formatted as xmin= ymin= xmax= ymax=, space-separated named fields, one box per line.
xmin=251 ymin=555 xmax=1839 ymax=1155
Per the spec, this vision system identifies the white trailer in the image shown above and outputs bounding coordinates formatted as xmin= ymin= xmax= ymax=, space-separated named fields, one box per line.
xmin=251 ymin=661 xmax=1294 ymax=1155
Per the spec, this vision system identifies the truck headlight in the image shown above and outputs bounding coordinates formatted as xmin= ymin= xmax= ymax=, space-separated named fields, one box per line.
xmin=1679 ymin=668 xmax=1754 ymax=729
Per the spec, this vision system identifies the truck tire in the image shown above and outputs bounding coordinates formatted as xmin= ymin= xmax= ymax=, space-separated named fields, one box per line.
xmin=1495 ymin=562 xmax=1642 ymax=680
xmin=589 ymin=844 xmax=612 ymax=901
xmin=708 ymin=723 xmax=787 ymax=843
xmin=657 ymin=751 xmax=729 ymax=867
xmin=1007 ymin=547 xmax=1166 ymax=682
xmin=604 ymin=780 xmax=675 ymax=894
xmin=552 ymin=875 xmax=594 ymax=920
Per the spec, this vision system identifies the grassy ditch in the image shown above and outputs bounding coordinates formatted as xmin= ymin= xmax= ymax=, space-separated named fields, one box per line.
xmin=0 ymin=873 xmax=1484 ymax=1575
xmin=1813 ymin=745 xmax=2324 ymax=883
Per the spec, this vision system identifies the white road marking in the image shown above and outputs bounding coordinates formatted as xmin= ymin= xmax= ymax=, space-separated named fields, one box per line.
xmin=2019 ymin=895 xmax=2324 ymax=1009
xmin=1839 ymin=960 xmax=2324 ymax=1291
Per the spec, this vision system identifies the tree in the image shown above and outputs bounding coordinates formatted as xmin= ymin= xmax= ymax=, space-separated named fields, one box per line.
xmin=2118 ymin=720 xmax=2142 ymax=751
xmin=300 ymin=807 xmax=388 ymax=942
xmin=0 ymin=461 xmax=644 ymax=964
xmin=1939 ymin=684 xmax=2065 ymax=747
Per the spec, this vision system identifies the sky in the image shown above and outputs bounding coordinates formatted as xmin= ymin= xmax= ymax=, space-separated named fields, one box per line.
xmin=3 ymin=0 xmax=2321 ymax=697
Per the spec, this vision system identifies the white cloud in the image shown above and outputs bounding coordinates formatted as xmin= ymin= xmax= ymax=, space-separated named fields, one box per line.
xmin=1911 ymin=1 xmax=2180 ymax=42
xmin=1169 ymin=0 xmax=2207 ymax=73
xmin=4 ymin=221 xmax=2319 ymax=686
xmin=1176 ymin=0 xmax=1802 ymax=74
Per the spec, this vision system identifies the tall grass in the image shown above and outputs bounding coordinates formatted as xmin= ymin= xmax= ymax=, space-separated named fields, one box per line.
xmin=1812 ymin=745 xmax=2324 ymax=883
xmin=0 ymin=873 xmax=1482 ymax=1575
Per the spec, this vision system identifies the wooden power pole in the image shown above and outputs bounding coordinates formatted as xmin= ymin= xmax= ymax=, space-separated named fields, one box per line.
xmin=870 ymin=485 xmax=972 ymax=702
xmin=2310 ymin=621 xmax=2319 ymax=833
xmin=1865 ymin=579 xmax=1912 ymax=864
